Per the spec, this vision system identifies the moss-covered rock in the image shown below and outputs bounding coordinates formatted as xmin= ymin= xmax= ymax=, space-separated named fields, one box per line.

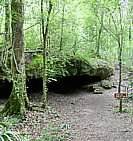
xmin=25 ymin=55 xmax=43 ymax=78
xmin=25 ymin=54 xmax=114 ymax=81
xmin=67 ymin=57 xmax=113 ymax=79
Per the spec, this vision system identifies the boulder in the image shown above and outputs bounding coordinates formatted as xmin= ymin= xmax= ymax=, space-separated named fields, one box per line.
xmin=81 ymin=84 xmax=94 ymax=92
xmin=82 ymin=83 xmax=104 ymax=94
xmin=101 ymin=79 xmax=113 ymax=89
xmin=66 ymin=57 xmax=114 ymax=80
xmin=93 ymin=87 xmax=103 ymax=94
xmin=25 ymin=55 xmax=114 ymax=81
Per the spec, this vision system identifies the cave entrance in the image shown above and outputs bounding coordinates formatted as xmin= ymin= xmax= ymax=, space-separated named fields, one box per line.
xmin=48 ymin=75 xmax=101 ymax=93
xmin=26 ymin=78 xmax=43 ymax=93
xmin=26 ymin=78 xmax=43 ymax=101
xmin=0 ymin=79 xmax=13 ymax=99
xmin=0 ymin=78 xmax=43 ymax=100
xmin=26 ymin=75 xmax=101 ymax=94
xmin=0 ymin=75 xmax=101 ymax=99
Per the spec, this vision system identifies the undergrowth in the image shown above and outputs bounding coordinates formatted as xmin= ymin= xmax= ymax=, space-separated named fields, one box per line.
xmin=0 ymin=116 xmax=28 ymax=141
xmin=0 ymin=122 xmax=23 ymax=141
xmin=34 ymin=124 xmax=69 ymax=141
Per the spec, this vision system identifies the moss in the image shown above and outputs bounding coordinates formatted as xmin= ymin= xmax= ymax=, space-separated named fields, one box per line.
xmin=1 ymin=74 xmax=29 ymax=116
xmin=26 ymin=55 xmax=43 ymax=78
xmin=26 ymin=55 xmax=69 ymax=79
xmin=25 ymin=54 xmax=113 ymax=81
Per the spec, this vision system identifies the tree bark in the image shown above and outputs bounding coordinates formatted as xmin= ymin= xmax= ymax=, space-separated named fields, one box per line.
xmin=118 ymin=3 xmax=124 ymax=113
xmin=41 ymin=0 xmax=52 ymax=108
xmin=59 ymin=1 xmax=65 ymax=51
xmin=0 ymin=0 xmax=11 ymax=73
xmin=5 ymin=0 xmax=11 ymax=45
xmin=2 ymin=0 xmax=29 ymax=116
xmin=96 ymin=11 xmax=104 ymax=56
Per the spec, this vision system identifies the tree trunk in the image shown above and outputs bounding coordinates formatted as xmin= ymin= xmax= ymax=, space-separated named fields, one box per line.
xmin=2 ymin=0 xmax=29 ymax=116
xmin=5 ymin=0 xmax=11 ymax=45
xmin=59 ymin=1 xmax=65 ymax=51
xmin=0 ymin=0 xmax=11 ymax=73
xmin=96 ymin=11 xmax=104 ymax=56
xmin=41 ymin=0 xmax=52 ymax=108
xmin=118 ymin=3 xmax=124 ymax=113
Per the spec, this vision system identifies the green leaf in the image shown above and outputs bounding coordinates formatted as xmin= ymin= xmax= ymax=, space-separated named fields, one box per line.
xmin=2 ymin=134 xmax=13 ymax=141
xmin=0 ymin=135 xmax=4 ymax=141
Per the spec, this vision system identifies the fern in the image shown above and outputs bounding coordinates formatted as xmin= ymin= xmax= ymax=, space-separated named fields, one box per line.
xmin=0 ymin=123 xmax=21 ymax=141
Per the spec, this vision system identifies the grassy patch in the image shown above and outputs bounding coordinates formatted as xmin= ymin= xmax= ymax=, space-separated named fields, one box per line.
xmin=113 ymin=105 xmax=133 ymax=115
xmin=34 ymin=124 xmax=69 ymax=141
xmin=0 ymin=116 xmax=21 ymax=127
xmin=0 ymin=116 xmax=29 ymax=141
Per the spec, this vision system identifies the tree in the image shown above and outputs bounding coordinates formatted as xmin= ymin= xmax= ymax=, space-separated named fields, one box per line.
xmin=5 ymin=0 xmax=10 ymax=46
xmin=117 ymin=0 xmax=128 ymax=112
xmin=103 ymin=0 xmax=128 ymax=112
xmin=96 ymin=10 xmax=104 ymax=56
xmin=0 ymin=0 xmax=11 ymax=73
xmin=3 ymin=0 xmax=11 ymax=67
xmin=59 ymin=0 xmax=65 ymax=51
xmin=2 ymin=0 xmax=29 ymax=115
xmin=41 ymin=0 xmax=53 ymax=108
xmin=118 ymin=4 xmax=124 ymax=112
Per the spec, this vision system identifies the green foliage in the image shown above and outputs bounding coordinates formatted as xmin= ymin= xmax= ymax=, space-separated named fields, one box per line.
xmin=26 ymin=54 xmax=71 ymax=79
xmin=0 ymin=0 xmax=132 ymax=116
xmin=34 ymin=124 xmax=68 ymax=141
xmin=0 ymin=38 xmax=4 ymax=49
xmin=23 ymin=0 xmax=132 ymax=74
xmin=25 ymin=28 xmax=41 ymax=50
xmin=26 ymin=55 xmax=43 ymax=78
xmin=47 ymin=55 xmax=71 ymax=78
xmin=25 ymin=52 xmax=113 ymax=81
xmin=128 ymin=66 xmax=133 ymax=72
xmin=0 ymin=123 xmax=21 ymax=141
xmin=0 ymin=116 xmax=21 ymax=127
xmin=0 ymin=116 xmax=29 ymax=141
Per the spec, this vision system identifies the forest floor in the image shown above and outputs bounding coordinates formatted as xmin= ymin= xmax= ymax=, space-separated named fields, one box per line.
xmin=1 ymin=71 xmax=133 ymax=141
xmin=48 ymin=88 xmax=133 ymax=141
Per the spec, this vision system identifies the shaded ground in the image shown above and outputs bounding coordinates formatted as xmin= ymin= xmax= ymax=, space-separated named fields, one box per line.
xmin=47 ymin=69 xmax=133 ymax=141
xmin=48 ymin=88 xmax=133 ymax=141
xmin=1 ymin=70 xmax=133 ymax=141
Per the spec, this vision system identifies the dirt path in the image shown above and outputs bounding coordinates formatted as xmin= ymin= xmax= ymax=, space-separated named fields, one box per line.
xmin=48 ymin=88 xmax=133 ymax=141
xmin=1 ymin=70 xmax=133 ymax=141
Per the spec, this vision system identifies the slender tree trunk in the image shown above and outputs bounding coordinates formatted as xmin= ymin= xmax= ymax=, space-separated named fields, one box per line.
xmin=118 ymin=4 xmax=124 ymax=113
xmin=129 ymin=21 xmax=131 ymax=41
xmin=41 ymin=0 xmax=52 ymax=108
xmin=118 ymin=38 xmax=122 ymax=112
xmin=96 ymin=11 xmax=104 ymax=56
xmin=1 ymin=0 xmax=11 ymax=69
xmin=59 ymin=1 xmax=65 ymax=51
xmin=129 ymin=19 xmax=132 ymax=65
xmin=5 ymin=0 xmax=11 ymax=46
xmin=2 ymin=0 xmax=29 ymax=116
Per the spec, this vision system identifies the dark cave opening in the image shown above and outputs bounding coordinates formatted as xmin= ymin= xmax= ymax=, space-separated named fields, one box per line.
xmin=26 ymin=75 xmax=101 ymax=94
xmin=0 ymin=75 xmax=101 ymax=99
xmin=0 ymin=78 xmax=43 ymax=100
xmin=0 ymin=79 xmax=13 ymax=99
xmin=48 ymin=75 xmax=101 ymax=93
xmin=26 ymin=78 xmax=43 ymax=93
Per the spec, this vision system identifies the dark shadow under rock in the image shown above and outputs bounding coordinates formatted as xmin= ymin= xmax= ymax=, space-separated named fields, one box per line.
xmin=26 ymin=78 xmax=43 ymax=93
xmin=0 ymin=79 xmax=13 ymax=99
xmin=48 ymin=75 xmax=101 ymax=94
